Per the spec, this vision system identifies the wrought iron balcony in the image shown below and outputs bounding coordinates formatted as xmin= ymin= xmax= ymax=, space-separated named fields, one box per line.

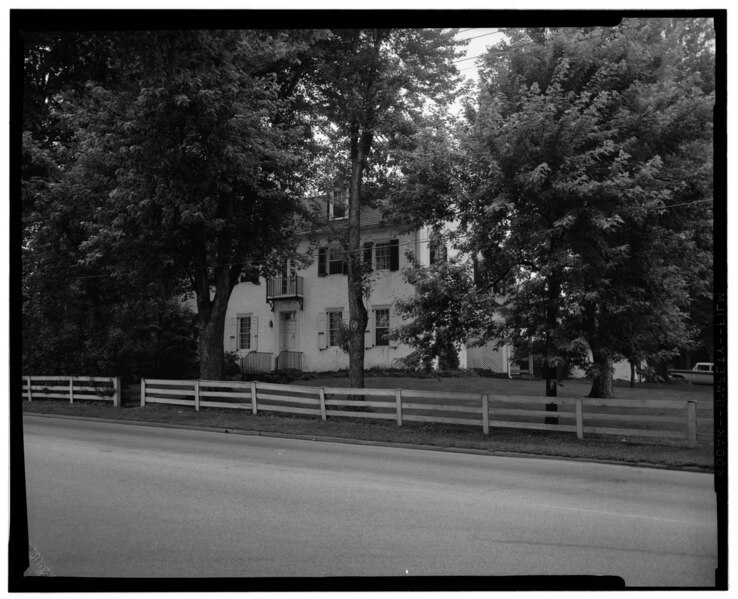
xmin=266 ymin=276 xmax=304 ymax=311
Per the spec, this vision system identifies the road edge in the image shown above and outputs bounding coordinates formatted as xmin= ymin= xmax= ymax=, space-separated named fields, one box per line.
xmin=22 ymin=412 xmax=712 ymax=473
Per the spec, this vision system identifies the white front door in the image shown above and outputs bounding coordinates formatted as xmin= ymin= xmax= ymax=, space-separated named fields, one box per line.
xmin=280 ymin=311 xmax=298 ymax=351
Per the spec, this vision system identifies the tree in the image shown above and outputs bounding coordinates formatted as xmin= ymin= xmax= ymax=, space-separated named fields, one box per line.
xmin=453 ymin=19 xmax=714 ymax=398
xmin=21 ymin=31 xmax=203 ymax=380
xmin=61 ymin=30 xmax=314 ymax=380
xmin=393 ymin=251 xmax=479 ymax=371
xmin=304 ymin=28 xmax=463 ymax=388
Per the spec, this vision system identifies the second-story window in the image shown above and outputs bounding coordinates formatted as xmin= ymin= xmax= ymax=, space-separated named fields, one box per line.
xmin=374 ymin=239 xmax=400 ymax=271
xmin=375 ymin=242 xmax=391 ymax=270
xmin=318 ymin=246 xmax=348 ymax=276
xmin=429 ymin=232 xmax=448 ymax=265
xmin=329 ymin=247 xmax=346 ymax=275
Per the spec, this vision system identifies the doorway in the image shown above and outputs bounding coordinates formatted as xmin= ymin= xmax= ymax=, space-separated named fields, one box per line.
xmin=279 ymin=311 xmax=298 ymax=352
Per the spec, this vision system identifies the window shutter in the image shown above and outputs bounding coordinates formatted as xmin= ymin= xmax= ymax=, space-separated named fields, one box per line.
xmin=342 ymin=253 xmax=349 ymax=275
xmin=318 ymin=247 xmax=327 ymax=277
xmin=250 ymin=316 xmax=259 ymax=351
xmin=317 ymin=312 xmax=327 ymax=349
xmin=364 ymin=242 xmax=374 ymax=272
xmin=227 ymin=317 xmax=238 ymax=352
xmin=389 ymin=238 xmax=400 ymax=271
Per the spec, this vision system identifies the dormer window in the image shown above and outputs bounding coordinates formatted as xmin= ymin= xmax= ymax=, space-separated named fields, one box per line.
xmin=329 ymin=187 xmax=348 ymax=221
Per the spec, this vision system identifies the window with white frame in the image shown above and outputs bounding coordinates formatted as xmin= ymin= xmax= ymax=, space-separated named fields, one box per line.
xmin=375 ymin=308 xmax=390 ymax=346
xmin=238 ymin=316 xmax=252 ymax=350
xmin=327 ymin=311 xmax=343 ymax=347
xmin=329 ymin=247 xmax=346 ymax=275
xmin=329 ymin=188 xmax=348 ymax=220
xmin=375 ymin=241 xmax=392 ymax=270
xmin=429 ymin=232 xmax=448 ymax=265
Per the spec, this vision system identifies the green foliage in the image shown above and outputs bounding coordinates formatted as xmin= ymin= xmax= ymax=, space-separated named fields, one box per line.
xmin=22 ymin=290 xmax=198 ymax=381
xmin=302 ymin=29 xmax=465 ymax=387
xmin=22 ymin=30 xmax=313 ymax=381
xmin=445 ymin=19 xmax=714 ymax=396
xmin=393 ymin=252 xmax=479 ymax=372
xmin=222 ymin=351 xmax=242 ymax=379
xmin=334 ymin=320 xmax=353 ymax=356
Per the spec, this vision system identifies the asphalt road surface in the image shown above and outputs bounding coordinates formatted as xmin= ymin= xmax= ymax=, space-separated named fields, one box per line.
xmin=22 ymin=414 xmax=717 ymax=586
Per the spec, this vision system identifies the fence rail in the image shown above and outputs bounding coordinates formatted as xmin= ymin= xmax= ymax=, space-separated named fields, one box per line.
xmin=139 ymin=378 xmax=700 ymax=446
xmin=22 ymin=375 xmax=120 ymax=407
xmin=21 ymin=375 xmax=702 ymax=447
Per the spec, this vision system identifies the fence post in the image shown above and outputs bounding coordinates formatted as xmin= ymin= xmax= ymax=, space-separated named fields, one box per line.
xmin=251 ymin=381 xmax=258 ymax=414
xmin=319 ymin=387 xmax=327 ymax=420
xmin=575 ymin=398 xmax=584 ymax=440
xmin=140 ymin=378 xmax=146 ymax=407
xmin=687 ymin=400 xmax=697 ymax=448
xmin=482 ymin=394 xmax=489 ymax=436
xmin=112 ymin=377 xmax=121 ymax=407
xmin=395 ymin=389 xmax=403 ymax=426
xmin=26 ymin=376 xmax=32 ymax=402
xmin=194 ymin=380 xmax=200 ymax=412
xmin=69 ymin=377 xmax=74 ymax=404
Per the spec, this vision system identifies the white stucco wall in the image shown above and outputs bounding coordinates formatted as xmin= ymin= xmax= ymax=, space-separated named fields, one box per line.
xmin=224 ymin=228 xmax=425 ymax=372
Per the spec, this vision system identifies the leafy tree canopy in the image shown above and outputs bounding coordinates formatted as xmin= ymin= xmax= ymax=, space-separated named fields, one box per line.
xmin=22 ymin=30 xmax=316 ymax=379
xmin=403 ymin=19 xmax=715 ymax=397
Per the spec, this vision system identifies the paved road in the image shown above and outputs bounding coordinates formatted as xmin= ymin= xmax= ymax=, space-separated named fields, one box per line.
xmin=23 ymin=414 xmax=717 ymax=585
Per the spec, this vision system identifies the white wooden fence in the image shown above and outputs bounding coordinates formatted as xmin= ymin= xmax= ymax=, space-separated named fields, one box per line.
xmin=23 ymin=375 xmax=121 ymax=407
xmin=486 ymin=395 xmax=701 ymax=447
xmin=140 ymin=378 xmax=701 ymax=446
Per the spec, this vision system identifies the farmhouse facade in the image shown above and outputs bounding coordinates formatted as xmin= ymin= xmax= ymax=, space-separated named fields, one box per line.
xmin=223 ymin=192 xmax=512 ymax=375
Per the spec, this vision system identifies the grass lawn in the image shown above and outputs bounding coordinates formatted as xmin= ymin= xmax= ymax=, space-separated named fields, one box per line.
xmin=21 ymin=375 xmax=714 ymax=472
xmin=298 ymin=374 xmax=714 ymax=403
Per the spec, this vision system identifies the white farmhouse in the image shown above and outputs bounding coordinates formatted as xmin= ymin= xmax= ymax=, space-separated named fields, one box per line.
xmin=223 ymin=192 xmax=513 ymax=375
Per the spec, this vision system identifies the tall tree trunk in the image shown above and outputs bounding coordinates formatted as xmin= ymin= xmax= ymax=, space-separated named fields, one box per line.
xmin=588 ymin=350 xmax=614 ymax=398
xmin=544 ymin=359 xmax=558 ymax=397
xmin=194 ymin=230 xmax=240 ymax=381
xmin=347 ymin=141 xmax=368 ymax=390
xmin=197 ymin=310 xmax=226 ymax=381
xmin=544 ymin=273 xmax=561 ymax=398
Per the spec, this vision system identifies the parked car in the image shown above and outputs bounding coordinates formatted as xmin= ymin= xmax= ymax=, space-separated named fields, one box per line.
xmin=669 ymin=362 xmax=714 ymax=385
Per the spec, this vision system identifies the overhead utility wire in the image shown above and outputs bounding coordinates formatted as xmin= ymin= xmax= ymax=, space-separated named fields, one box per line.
xmin=454 ymin=29 xmax=505 ymax=46
xmin=456 ymin=22 xmax=643 ymax=71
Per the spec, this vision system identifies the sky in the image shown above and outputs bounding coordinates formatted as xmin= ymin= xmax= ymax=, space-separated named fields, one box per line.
xmin=455 ymin=28 xmax=506 ymax=83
